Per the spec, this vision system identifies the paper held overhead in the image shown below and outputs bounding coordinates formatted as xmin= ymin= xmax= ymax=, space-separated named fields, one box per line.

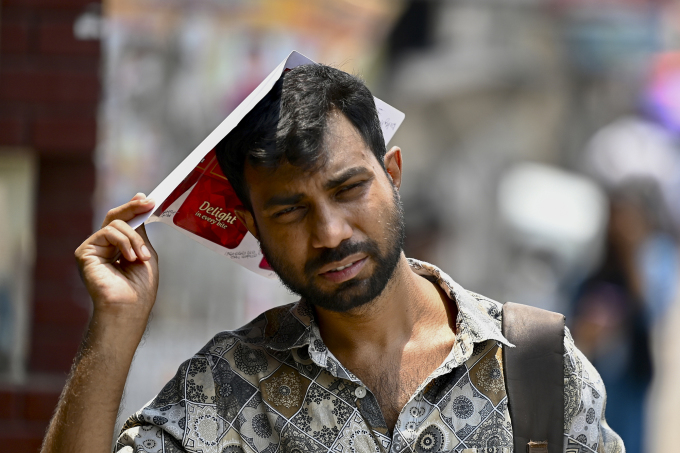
xmin=128 ymin=50 xmax=405 ymax=278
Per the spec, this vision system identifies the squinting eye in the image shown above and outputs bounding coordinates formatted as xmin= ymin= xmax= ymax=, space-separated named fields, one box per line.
xmin=339 ymin=182 xmax=365 ymax=194
xmin=274 ymin=206 xmax=298 ymax=217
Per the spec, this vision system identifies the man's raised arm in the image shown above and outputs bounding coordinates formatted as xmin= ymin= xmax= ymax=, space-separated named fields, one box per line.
xmin=41 ymin=193 xmax=159 ymax=453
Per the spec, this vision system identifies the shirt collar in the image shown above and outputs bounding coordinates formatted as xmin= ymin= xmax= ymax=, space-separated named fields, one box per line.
xmin=406 ymin=258 xmax=513 ymax=379
xmin=259 ymin=258 xmax=513 ymax=376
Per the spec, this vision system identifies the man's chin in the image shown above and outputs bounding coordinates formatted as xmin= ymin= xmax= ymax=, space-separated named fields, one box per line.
xmin=305 ymin=278 xmax=385 ymax=313
xmin=308 ymin=296 xmax=372 ymax=314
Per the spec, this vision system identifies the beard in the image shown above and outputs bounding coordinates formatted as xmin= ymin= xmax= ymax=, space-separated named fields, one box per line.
xmin=260 ymin=187 xmax=405 ymax=313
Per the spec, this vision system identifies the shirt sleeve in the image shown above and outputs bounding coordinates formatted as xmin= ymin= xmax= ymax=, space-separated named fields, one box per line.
xmin=563 ymin=327 xmax=625 ymax=453
xmin=114 ymin=355 xmax=217 ymax=453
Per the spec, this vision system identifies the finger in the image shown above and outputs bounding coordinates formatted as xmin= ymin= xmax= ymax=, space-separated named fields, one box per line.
xmin=99 ymin=224 xmax=137 ymax=262
xmin=108 ymin=219 xmax=152 ymax=261
xmin=101 ymin=196 xmax=155 ymax=229
xmin=135 ymin=224 xmax=157 ymax=259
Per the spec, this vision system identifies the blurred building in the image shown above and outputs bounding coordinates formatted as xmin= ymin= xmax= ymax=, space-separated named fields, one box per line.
xmin=0 ymin=0 xmax=102 ymax=449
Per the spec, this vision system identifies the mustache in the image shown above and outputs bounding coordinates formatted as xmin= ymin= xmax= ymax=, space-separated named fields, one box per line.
xmin=305 ymin=239 xmax=381 ymax=275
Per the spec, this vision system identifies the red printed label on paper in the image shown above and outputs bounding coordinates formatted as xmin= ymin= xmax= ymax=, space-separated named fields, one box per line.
xmin=259 ymin=256 xmax=272 ymax=270
xmin=172 ymin=149 xmax=248 ymax=249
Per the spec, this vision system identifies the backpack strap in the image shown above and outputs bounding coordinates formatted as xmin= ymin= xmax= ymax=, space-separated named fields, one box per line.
xmin=502 ymin=302 xmax=565 ymax=453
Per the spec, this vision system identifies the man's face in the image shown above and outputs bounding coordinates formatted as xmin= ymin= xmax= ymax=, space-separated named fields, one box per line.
xmin=241 ymin=111 xmax=405 ymax=313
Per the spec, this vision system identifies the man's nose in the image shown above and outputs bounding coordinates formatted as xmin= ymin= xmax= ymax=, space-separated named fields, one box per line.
xmin=309 ymin=205 xmax=353 ymax=249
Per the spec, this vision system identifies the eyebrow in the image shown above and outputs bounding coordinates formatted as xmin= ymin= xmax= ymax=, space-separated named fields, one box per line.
xmin=323 ymin=166 xmax=373 ymax=191
xmin=263 ymin=193 xmax=305 ymax=210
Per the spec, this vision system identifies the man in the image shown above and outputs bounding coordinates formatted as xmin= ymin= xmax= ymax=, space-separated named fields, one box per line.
xmin=41 ymin=64 xmax=624 ymax=453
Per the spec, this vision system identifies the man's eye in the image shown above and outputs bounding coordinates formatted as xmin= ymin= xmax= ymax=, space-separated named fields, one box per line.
xmin=274 ymin=206 xmax=298 ymax=218
xmin=338 ymin=181 xmax=366 ymax=195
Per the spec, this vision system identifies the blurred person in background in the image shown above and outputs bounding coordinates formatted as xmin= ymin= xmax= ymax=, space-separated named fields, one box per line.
xmin=579 ymin=51 xmax=680 ymax=453
xmin=571 ymin=179 xmax=679 ymax=453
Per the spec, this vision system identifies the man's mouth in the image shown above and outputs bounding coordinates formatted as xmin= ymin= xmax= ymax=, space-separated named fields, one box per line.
xmin=319 ymin=256 xmax=368 ymax=283
xmin=330 ymin=262 xmax=355 ymax=272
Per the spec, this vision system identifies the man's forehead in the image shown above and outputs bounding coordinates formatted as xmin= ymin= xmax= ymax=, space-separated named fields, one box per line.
xmin=247 ymin=146 xmax=376 ymax=191
xmin=245 ymin=111 xmax=380 ymax=197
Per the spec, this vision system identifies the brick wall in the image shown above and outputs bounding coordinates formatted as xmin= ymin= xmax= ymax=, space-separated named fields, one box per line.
xmin=0 ymin=0 xmax=100 ymax=449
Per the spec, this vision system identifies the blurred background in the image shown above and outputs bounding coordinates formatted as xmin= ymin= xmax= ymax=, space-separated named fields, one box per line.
xmin=2 ymin=0 xmax=680 ymax=451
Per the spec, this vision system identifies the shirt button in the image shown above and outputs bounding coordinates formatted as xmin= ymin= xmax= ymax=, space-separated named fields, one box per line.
xmin=355 ymin=386 xmax=367 ymax=398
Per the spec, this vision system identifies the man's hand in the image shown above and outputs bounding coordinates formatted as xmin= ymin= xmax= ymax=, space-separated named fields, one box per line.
xmin=41 ymin=193 xmax=159 ymax=453
xmin=75 ymin=193 xmax=158 ymax=321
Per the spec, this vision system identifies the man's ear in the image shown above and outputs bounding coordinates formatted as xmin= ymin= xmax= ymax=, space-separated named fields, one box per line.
xmin=383 ymin=146 xmax=403 ymax=190
xmin=235 ymin=208 xmax=259 ymax=241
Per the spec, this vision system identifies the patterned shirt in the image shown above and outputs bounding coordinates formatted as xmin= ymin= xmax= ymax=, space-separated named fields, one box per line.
xmin=116 ymin=259 xmax=624 ymax=453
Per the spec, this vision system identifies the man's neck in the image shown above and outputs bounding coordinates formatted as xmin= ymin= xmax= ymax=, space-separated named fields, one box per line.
xmin=313 ymin=256 xmax=458 ymax=431
xmin=313 ymin=256 xmax=455 ymax=357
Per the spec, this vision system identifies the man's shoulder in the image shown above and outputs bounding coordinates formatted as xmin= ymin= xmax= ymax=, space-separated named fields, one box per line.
xmin=562 ymin=327 xmax=626 ymax=451
xmin=116 ymin=302 xmax=315 ymax=450
xmin=196 ymin=301 xmax=312 ymax=358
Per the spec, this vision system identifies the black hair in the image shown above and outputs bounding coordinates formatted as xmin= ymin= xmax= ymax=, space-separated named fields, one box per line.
xmin=215 ymin=64 xmax=386 ymax=211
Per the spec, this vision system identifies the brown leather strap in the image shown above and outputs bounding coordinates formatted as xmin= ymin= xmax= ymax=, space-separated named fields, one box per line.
xmin=502 ymin=302 xmax=565 ymax=453
xmin=528 ymin=441 xmax=549 ymax=453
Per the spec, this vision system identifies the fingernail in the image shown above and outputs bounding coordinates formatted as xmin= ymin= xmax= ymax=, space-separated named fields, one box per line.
xmin=129 ymin=248 xmax=138 ymax=261
xmin=144 ymin=198 xmax=155 ymax=204
xmin=141 ymin=245 xmax=150 ymax=258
